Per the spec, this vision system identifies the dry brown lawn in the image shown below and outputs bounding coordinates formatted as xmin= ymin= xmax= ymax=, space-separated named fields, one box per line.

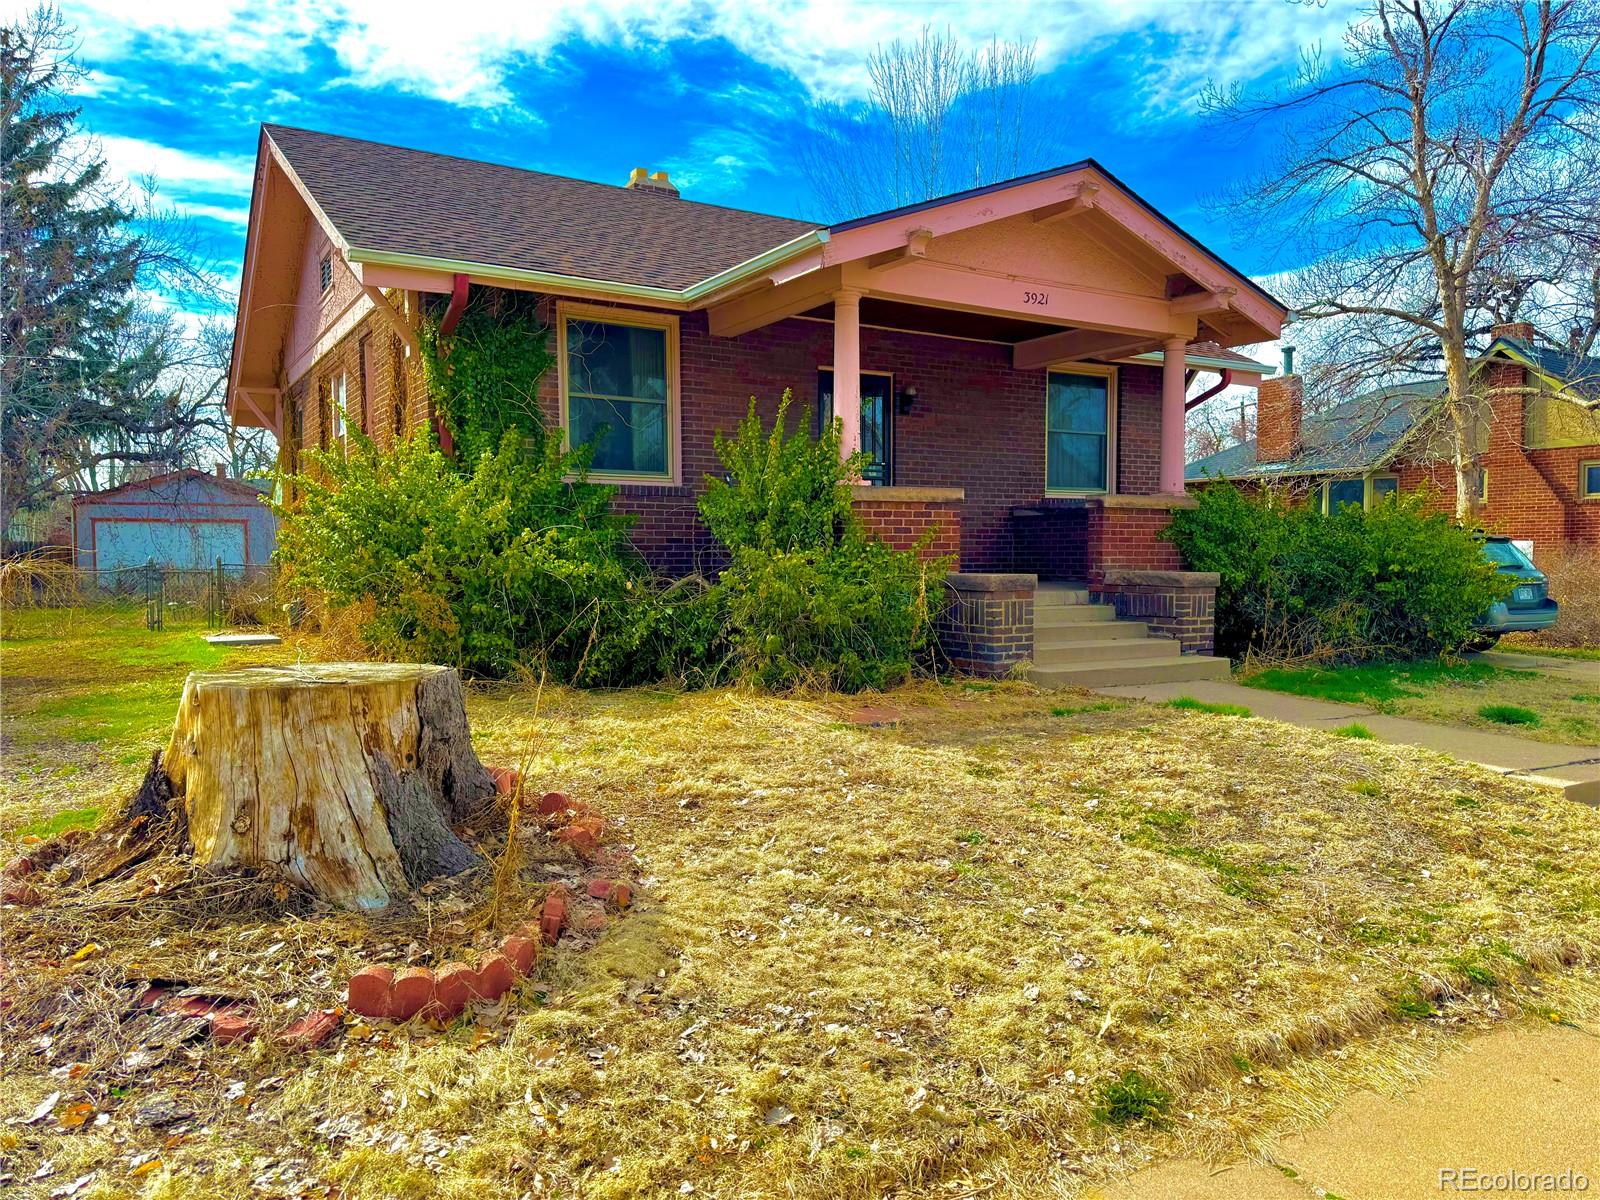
xmin=3 ymin=613 xmax=1599 ymax=1199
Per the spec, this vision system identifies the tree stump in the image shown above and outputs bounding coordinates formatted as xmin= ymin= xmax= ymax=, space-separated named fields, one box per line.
xmin=161 ymin=663 xmax=496 ymax=911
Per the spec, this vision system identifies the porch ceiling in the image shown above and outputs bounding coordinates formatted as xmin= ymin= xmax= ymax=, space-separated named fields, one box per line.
xmin=798 ymin=298 xmax=1062 ymax=343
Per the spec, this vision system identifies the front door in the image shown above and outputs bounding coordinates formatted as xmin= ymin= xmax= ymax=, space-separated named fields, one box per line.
xmin=818 ymin=369 xmax=893 ymax=485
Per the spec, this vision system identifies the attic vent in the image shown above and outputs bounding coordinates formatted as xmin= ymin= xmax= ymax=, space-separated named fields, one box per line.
xmin=319 ymin=254 xmax=333 ymax=293
xmin=625 ymin=167 xmax=679 ymax=197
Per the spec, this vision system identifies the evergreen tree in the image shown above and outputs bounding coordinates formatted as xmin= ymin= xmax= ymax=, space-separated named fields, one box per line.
xmin=0 ymin=5 xmax=190 ymax=537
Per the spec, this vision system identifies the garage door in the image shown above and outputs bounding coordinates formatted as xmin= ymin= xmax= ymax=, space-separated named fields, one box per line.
xmin=92 ymin=520 xmax=247 ymax=572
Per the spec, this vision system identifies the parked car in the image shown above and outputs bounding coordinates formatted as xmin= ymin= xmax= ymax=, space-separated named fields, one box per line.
xmin=1473 ymin=536 xmax=1559 ymax=646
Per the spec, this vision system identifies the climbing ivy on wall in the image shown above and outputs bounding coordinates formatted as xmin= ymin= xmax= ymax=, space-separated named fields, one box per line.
xmin=419 ymin=289 xmax=554 ymax=466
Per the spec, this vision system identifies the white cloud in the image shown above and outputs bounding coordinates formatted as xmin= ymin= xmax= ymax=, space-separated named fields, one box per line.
xmin=45 ymin=0 xmax=1370 ymax=115
xmin=96 ymin=135 xmax=254 ymax=192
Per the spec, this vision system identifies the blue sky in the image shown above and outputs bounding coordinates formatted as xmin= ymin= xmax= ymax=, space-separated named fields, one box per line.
xmin=17 ymin=0 xmax=1366 ymax=315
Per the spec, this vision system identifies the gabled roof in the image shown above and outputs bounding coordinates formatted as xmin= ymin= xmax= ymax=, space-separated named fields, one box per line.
xmin=1486 ymin=335 xmax=1600 ymax=406
xmin=265 ymin=125 xmax=821 ymax=292
xmin=1187 ymin=382 xmax=1446 ymax=480
xmin=73 ymin=469 xmax=271 ymax=505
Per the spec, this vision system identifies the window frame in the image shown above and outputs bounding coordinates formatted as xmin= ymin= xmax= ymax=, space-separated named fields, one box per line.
xmin=1322 ymin=472 xmax=1400 ymax=513
xmin=1043 ymin=363 xmax=1118 ymax=497
xmin=556 ymin=301 xmax=680 ymax=485
xmin=1581 ymin=459 xmax=1600 ymax=501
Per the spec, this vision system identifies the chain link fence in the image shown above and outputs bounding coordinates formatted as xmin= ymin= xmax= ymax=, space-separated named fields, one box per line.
xmin=1 ymin=557 xmax=282 ymax=633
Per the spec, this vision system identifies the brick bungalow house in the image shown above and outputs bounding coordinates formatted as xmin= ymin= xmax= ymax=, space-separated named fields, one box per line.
xmin=227 ymin=125 xmax=1287 ymax=683
xmin=1186 ymin=324 xmax=1600 ymax=562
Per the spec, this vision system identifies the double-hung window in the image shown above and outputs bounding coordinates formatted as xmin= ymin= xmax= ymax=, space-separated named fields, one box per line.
xmin=560 ymin=305 xmax=677 ymax=481
xmin=1046 ymin=368 xmax=1114 ymax=493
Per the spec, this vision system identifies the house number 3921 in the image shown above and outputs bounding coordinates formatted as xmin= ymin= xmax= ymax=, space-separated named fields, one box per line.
xmin=1023 ymin=291 xmax=1050 ymax=306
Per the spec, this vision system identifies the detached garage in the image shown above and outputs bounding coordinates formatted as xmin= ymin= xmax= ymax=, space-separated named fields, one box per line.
xmin=72 ymin=468 xmax=277 ymax=573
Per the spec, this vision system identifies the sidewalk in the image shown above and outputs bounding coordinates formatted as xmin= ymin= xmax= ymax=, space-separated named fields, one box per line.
xmin=1093 ymin=679 xmax=1600 ymax=804
xmin=1086 ymin=1021 xmax=1600 ymax=1200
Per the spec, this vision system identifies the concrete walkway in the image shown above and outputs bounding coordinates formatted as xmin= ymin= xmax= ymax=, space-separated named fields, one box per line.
xmin=1086 ymin=1021 xmax=1600 ymax=1200
xmin=1093 ymin=678 xmax=1600 ymax=804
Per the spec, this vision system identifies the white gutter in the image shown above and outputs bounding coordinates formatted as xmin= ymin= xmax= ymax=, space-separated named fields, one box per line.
xmin=345 ymin=228 xmax=830 ymax=307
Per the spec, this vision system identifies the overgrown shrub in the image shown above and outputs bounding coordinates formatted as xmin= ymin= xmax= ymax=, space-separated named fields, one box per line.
xmin=418 ymin=291 xmax=552 ymax=466
xmin=1503 ymin=547 xmax=1600 ymax=650
xmin=1167 ymin=481 xmax=1511 ymax=664
xmin=700 ymin=393 xmax=950 ymax=691
xmin=275 ymin=429 xmax=657 ymax=682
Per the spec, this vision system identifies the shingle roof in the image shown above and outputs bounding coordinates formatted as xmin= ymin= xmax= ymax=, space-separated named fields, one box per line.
xmin=1186 ymin=382 xmax=1447 ymax=481
xmin=1490 ymin=336 xmax=1600 ymax=404
xmin=266 ymin=125 xmax=821 ymax=291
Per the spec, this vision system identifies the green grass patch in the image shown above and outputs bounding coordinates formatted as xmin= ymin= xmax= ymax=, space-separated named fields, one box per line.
xmin=1049 ymin=701 xmax=1120 ymax=717
xmin=1477 ymin=703 xmax=1541 ymax=727
xmin=1499 ymin=643 xmax=1600 ymax=662
xmin=33 ymin=688 xmax=179 ymax=743
xmin=1165 ymin=696 xmax=1251 ymax=717
xmin=1348 ymin=780 xmax=1383 ymax=797
xmin=1243 ymin=658 xmax=1507 ymax=706
xmin=1092 ymin=1070 xmax=1171 ymax=1126
xmin=12 ymin=806 xmax=101 ymax=840
xmin=1385 ymin=985 xmax=1436 ymax=1020
xmin=1332 ymin=723 xmax=1375 ymax=739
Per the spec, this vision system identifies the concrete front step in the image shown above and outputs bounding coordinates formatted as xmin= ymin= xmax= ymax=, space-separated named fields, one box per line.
xmin=1026 ymin=654 xmax=1233 ymax=688
xmin=1033 ymin=636 xmax=1181 ymax=667
xmin=1035 ymin=583 xmax=1091 ymax=606
xmin=1035 ymin=603 xmax=1119 ymax=627
xmin=1035 ymin=620 xmax=1151 ymax=645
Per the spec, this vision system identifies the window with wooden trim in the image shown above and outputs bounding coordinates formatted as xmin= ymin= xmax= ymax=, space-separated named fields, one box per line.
xmin=1322 ymin=472 xmax=1398 ymax=513
xmin=1581 ymin=460 xmax=1600 ymax=500
xmin=1045 ymin=366 xmax=1116 ymax=494
xmin=558 ymin=304 xmax=678 ymax=481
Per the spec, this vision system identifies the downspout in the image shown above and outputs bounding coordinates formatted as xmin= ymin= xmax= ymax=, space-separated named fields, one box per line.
xmin=432 ymin=273 xmax=470 ymax=456
xmin=1185 ymin=368 xmax=1235 ymax=412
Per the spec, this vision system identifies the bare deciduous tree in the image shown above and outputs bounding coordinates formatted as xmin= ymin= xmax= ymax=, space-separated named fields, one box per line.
xmin=802 ymin=27 xmax=1052 ymax=220
xmin=1206 ymin=0 xmax=1600 ymax=517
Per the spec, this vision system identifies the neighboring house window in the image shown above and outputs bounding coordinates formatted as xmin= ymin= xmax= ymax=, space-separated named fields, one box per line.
xmin=558 ymin=304 xmax=678 ymax=480
xmin=1323 ymin=478 xmax=1366 ymax=512
xmin=1322 ymin=473 xmax=1398 ymax=513
xmin=319 ymin=254 xmax=332 ymax=294
xmin=1581 ymin=460 xmax=1600 ymax=500
xmin=1045 ymin=366 xmax=1115 ymax=494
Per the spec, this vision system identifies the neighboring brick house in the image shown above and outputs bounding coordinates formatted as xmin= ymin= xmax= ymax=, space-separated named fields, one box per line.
xmin=227 ymin=126 xmax=1290 ymax=679
xmin=1187 ymin=324 xmax=1600 ymax=563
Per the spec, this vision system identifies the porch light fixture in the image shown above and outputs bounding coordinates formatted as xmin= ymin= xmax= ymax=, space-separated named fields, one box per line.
xmin=895 ymin=385 xmax=919 ymax=415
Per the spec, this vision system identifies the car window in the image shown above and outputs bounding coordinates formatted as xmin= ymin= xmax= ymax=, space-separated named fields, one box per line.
xmin=1482 ymin=541 xmax=1530 ymax=568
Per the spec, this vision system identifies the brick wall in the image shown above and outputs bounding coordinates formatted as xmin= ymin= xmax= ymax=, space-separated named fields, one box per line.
xmin=1090 ymin=569 xmax=1218 ymax=654
xmin=851 ymin=488 xmax=963 ymax=561
xmin=285 ymin=292 xmax=1174 ymax=576
xmin=1085 ymin=500 xmax=1187 ymax=578
xmin=1011 ymin=504 xmax=1090 ymax=580
xmin=935 ymin=573 xmax=1035 ymax=675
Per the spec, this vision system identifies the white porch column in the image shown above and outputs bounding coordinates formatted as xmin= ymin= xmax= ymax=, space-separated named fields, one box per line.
xmin=1159 ymin=336 xmax=1188 ymax=495
xmin=833 ymin=289 xmax=863 ymax=468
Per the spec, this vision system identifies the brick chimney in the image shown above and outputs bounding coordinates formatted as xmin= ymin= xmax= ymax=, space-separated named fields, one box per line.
xmin=625 ymin=167 xmax=679 ymax=197
xmin=1491 ymin=321 xmax=1535 ymax=345
xmin=1256 ymin=348 xmax=1303 ymax=464
xmin=214 ymin=463 xmax=227 ymax=479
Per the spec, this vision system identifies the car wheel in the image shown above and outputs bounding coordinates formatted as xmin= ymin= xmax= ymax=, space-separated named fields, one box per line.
xmin=1463 ymin=634 xmax=1501 ymax=652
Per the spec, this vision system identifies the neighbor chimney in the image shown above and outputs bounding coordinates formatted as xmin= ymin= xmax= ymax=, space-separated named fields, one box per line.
xmin=1491 ymin=321 xmax=1535 ymax=345
xmin=625 ymin=166 xmax=679 ymax=197
xmin=214 ymin=463 xmax=227 ymax=479
xmin=1256 ymin=348 xmax=1303 ymax=464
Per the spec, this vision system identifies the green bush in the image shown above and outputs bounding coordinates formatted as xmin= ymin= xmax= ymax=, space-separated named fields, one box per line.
xmin=275 ymin=429 xmax=660 ymax=682
xmin=700 ymin=393 xmax=950 ymax=691
xmin=1166 ymin=481 xmax=1511 ymax=663
xmin=418 ymin=291 xmax=552 ymax=466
